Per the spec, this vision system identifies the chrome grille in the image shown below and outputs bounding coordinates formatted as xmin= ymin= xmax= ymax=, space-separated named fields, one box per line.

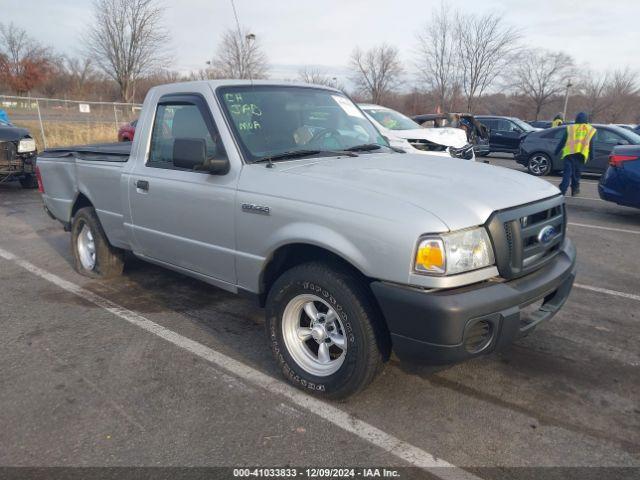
xmin=0 ymin=141 xmax=18 ymax=170
xmin=486 ymin=196 xmax=566 ymax=279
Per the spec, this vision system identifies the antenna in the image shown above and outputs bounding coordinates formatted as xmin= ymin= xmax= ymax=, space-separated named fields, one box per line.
xmin=230 ymin=0 xmax=254 ymax=85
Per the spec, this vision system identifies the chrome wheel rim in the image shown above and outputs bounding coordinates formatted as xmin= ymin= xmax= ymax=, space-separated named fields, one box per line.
xmin=529 ymin=155 xmax=550 ymax=175
xmin=282 ymin=294 xmax=347 ymax=377
xmin=77 ymin=224 xmax=96 ymax=271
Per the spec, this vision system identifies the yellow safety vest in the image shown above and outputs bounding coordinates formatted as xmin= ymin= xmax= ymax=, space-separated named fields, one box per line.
xmin=562 ymin=124 xmax=596 ymax=162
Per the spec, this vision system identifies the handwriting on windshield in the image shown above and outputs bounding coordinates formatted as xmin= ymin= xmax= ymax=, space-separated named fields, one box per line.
xmin=225 ymin=93 xmax=262 ymax=131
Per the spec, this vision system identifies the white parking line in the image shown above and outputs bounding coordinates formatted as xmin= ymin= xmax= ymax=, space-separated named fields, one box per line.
xmin=574 ymin=283 xmax=640 ymax=302
xmin=565 ymin=196 xmax=604 ymax=202
xmin=0 ymin=246 xmax=479 ymax=480
xmin=568 ymin=222 xmax=640 ymax=235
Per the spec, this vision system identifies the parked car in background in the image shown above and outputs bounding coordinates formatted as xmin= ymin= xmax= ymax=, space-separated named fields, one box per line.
xmin=515 ymin=124 xmax=640 ymax=176
xmin=475 ymin=115 xmax=540 ymax=155
xmin=528 ymin=120 xmax=552 ymax=129
xmin=598 ymin=145 xmax=640 ymax=209
xmin=359 ymin=104 xmax=474 ymax=159
xmin=616 ymin=124 xmax=637 ymax=132
xmin=0 ymin=119 xmax=38 ymax=188
xmin=117 ymin=119 xmax=137 ymax=142
xmin=412 ymin=113 xmax=490 ymax=157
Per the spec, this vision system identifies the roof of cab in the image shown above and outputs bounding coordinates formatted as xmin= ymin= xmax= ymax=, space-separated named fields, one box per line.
xmin=149 ymin=79 xmax=343 ymax=94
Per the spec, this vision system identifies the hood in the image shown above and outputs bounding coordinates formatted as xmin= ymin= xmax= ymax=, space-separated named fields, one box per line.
xmin=389 ymin=127 xmax=468 ymax=148
xmin=0 ymin=125 xmax=30 ymax=141
xmin=279 ymin=153 xmax=559 ymax=231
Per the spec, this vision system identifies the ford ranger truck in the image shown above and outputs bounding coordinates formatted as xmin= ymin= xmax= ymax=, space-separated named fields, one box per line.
xmin=37 ymin=81 xmax=576 ymax=399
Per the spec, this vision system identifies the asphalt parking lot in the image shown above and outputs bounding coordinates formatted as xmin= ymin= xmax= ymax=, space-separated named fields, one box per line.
xmin=1 ymin=155 xmax=639 ymax=479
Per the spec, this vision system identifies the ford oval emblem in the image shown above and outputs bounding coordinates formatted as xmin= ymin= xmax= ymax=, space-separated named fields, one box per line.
xmin=538 ymin=225 xmax=556 ymax=244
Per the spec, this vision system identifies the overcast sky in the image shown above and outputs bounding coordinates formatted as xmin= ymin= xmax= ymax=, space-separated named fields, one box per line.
xmin=2 ymin=0 xmax=639 ymax=84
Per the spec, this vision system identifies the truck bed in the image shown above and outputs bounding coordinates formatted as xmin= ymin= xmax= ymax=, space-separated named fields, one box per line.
xmin=38 ymin=142 xmax=131 ymax=249
xmin=43 ymin=142 xmax=131 ymax=162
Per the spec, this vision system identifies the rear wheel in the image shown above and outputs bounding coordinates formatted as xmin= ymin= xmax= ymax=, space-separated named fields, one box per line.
xmin=71 ymin=207 xmax=124 ymax=278
xmin=527 ymin=153 xmax=552 ymax=176
xmin=265 ymin=262 xmax=387 ymax=399
xmin=19 ymin=174 xmax=38 ymax=189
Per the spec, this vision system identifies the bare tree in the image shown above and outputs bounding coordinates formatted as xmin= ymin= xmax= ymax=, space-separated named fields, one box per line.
xmin=603 ymin=68 xmax=638 ymax=122
xmin=0 ymin=22 xmax=54 ymax=95
xmin=455 ymin=12 xmax=520 ymax=112
xmin=86 ymin=0 xmax=170 ymax=103
xmin=415 ymin=2 xmax=456 ymax=112
xmin=210 ymin=28 xmax=268 ymax=80
xmin=579 ymin=69 xmax=609 ymax=121
xmin=349 ymin=44 xmax=403 ymax=104
xmin=297 ymin=66 xmax=343 ymax=89
xmin=513 ymin=49 xmax=574 ymax=119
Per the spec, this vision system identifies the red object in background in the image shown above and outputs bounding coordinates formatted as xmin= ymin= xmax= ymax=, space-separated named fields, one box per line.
xmin=117 ymin=119 xmax=137 ymax=142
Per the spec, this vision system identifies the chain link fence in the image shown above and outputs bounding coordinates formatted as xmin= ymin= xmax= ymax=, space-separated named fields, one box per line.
xmin=0 ymin=95 xmax=142 ymax=150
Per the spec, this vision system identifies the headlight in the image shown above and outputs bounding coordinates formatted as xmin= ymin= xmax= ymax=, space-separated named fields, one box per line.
xmin=18 ymin=138 xmax=36 ymax=153
xmin=415 ymin=227 xmax=495 ymax=275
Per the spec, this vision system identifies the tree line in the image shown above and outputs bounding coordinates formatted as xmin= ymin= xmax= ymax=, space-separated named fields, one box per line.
xmin=1 ymin=0 xmax=638 ymax=123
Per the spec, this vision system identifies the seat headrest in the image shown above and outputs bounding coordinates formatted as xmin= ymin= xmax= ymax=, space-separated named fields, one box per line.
xmin=172 ymin=106 xmax=209 ymax=139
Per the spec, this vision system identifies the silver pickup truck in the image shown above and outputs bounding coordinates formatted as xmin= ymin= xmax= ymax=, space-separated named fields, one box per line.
xmin=37 ymin=80 xmax=576 ymax=398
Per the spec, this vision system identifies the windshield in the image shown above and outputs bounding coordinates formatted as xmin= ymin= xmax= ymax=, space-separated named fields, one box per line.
xmin=510 ymin=117 xmax=536 ymax=132
xmin=363 ymin=107 xmax=421 ymax=131
xmin=216 ymin=86 xmax=388 ymax=162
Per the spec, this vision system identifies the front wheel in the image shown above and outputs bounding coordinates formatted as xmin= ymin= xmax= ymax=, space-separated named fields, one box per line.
xmin=527 ymin=153 xmax=552 ymax=176
xmin=71 ymin=207 xmax=124 ymax=278
xmin=265 ymin=262 xmax=387 ymax=399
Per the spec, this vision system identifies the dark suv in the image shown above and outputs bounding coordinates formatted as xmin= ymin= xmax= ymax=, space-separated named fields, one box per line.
xmin=475 ymin=115 xmax=539 ymax=155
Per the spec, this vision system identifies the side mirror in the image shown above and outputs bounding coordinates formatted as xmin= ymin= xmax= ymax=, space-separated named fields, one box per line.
xmin=173 ymin=138 xmax=230 ymax=175
xmin=173 ymin=138 xmax=206 ymax=170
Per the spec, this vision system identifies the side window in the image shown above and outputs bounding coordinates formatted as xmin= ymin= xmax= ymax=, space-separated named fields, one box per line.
xmin=148 ymin=100 xmax=226 ymax=170
xmin=495 ymin=119 xmax=511 ymax=131
xmin=481 ymin=119 xmax=495 ymax=130
xmin=595 ymin=129 xmax=622 ymax=144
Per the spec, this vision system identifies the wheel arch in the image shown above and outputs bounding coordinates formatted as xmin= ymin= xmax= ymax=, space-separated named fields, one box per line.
xmin=70 ymin=191 xmax=95 ymax=220
xmin=259 ymin=242 xmax=371 ymax=307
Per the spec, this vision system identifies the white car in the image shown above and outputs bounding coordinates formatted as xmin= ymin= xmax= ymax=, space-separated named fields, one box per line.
xmin=359 ymin=104 xmax=474 ymax=160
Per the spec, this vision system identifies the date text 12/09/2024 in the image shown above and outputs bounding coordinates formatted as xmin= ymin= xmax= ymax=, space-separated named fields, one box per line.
xmin=233 ymin=468 xmax=402 ymax=478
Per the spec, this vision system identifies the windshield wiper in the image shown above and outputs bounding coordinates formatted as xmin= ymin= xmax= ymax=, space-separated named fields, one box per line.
xmin=344 ymin=143 xmax=385 ymax=152
xmin=253 ymin=149 xmax=357 ymax=167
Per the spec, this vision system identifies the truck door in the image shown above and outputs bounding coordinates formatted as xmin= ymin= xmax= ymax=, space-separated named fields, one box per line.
xmin=127 ymin=93 xmax=237 ymax=287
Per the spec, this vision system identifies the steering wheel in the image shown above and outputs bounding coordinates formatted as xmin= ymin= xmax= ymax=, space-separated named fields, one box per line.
xmin=308 ymin=128 xmax=345 ymax=149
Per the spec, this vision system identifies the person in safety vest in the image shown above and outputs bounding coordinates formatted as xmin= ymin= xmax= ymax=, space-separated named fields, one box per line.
xmin=555 ymin=112 xmax=596 ymax=196
xmin=551 ymin=114 xmax=564 ymax=128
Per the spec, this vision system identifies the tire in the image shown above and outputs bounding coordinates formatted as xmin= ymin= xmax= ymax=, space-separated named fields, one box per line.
xmin=71 ymin=206 xmax=124 ymax=278
xmin=265 ymin=262 xmax=387 ymax=399
xmin=527 ymin=153 xmax=552 ymax=176
xmin=19 ymin=174 xmax=38 ymax=189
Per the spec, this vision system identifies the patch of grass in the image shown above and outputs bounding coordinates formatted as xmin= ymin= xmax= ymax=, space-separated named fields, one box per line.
xmin=12 ymin=120 xmax=118 ymax=150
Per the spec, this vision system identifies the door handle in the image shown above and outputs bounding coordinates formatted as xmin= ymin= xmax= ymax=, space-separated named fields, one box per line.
xmin=136 ymin=180 xmax=149 ymax=191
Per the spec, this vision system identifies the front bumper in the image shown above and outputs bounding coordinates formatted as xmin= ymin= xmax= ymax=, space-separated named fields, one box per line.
xmin=0 ymin=150 xmax=37 ymax=177
xmin=371 ymin=238 xmax=576 ymax=364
